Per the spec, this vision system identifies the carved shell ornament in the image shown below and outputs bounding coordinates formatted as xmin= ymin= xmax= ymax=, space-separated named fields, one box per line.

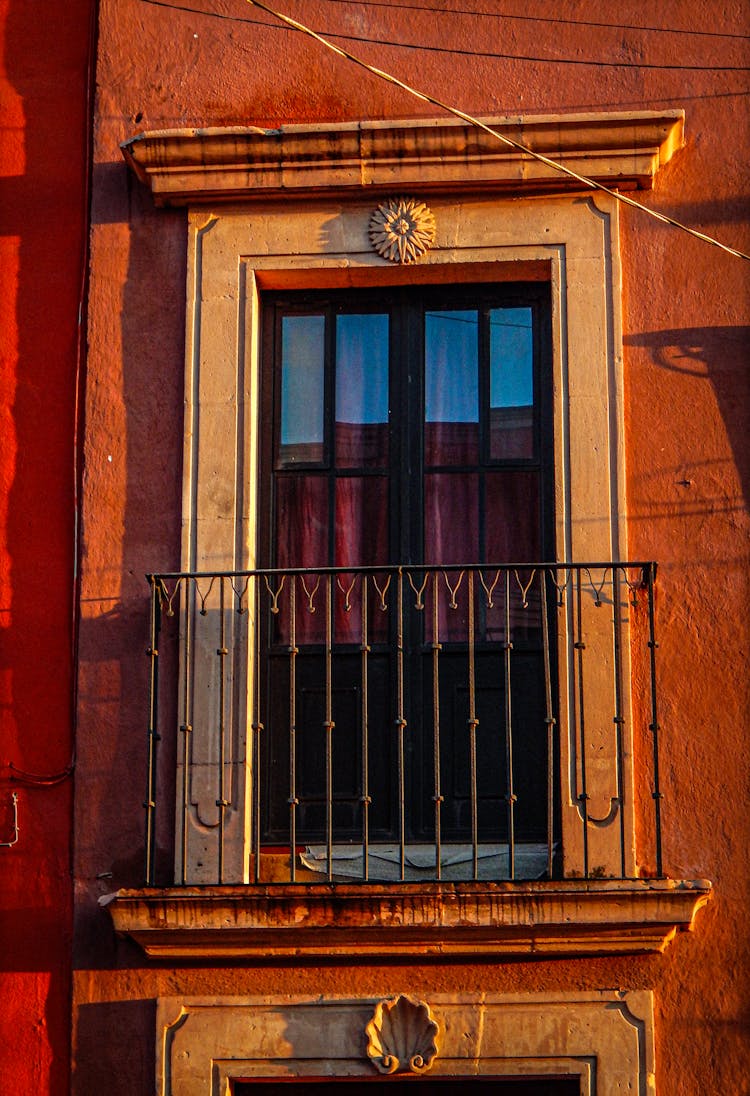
xmin=365 ymin=994 xmax=440 ymax=1074
xmin=369 ymin=197 xmax=436 ymax=263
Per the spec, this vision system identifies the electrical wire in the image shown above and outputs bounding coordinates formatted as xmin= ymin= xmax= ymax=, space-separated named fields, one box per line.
xmin=138 ymin=0 xmax=750 ymax=71
xmin=246 ymin=0 xmax=750 ymax=263
xmin=320 ymin=0 xmax=750 ymax=43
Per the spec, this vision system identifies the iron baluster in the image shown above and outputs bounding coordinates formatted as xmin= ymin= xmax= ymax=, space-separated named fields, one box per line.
xmin=611 ymin=567 xmax=627 ymax=877
xmin=646 ymin=563 xmax=664 ymax=877
xmin=325 ymin=573 xmax=334 ymax=882
xmin=216 ymin=576 xmax=228 ymax=883
xmin=396 ymin=568 xmax=406 ymax=881
xmin=431 ymin=571 xmax=442 ymax=879
xmin=252 ymin=574 xmax=263 ymax=884
xmin=467 ymin=570 xmax=479 ymax=879
xmin=288 ymin=576 xmax=298 ymax=882
xmin=503 ymin=569 xmax=516 ymax=879
xmin=179 ymin=577 xmax=193 ymax=885
xmin=540 ymin=568 xmax=556 ymax=879
xmin=574 ymin=567 xmax=590 ymax=878
xmin=360 ymin=574 xmax=370 ymax=881
xmin=144 ymin=576 xmax=161 ymax=886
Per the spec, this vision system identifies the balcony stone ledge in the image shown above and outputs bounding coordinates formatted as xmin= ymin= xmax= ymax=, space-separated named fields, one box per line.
xmin=107 ymin=877 xmax=711 ymax=960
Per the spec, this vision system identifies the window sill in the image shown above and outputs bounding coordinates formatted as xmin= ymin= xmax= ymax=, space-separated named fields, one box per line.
xmin=106 ymin=877 xmax=711 ymax=960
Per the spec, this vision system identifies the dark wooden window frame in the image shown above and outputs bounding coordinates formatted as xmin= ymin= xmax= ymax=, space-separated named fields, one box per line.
xmin=258 ymin=282 xmax=556 ymax=850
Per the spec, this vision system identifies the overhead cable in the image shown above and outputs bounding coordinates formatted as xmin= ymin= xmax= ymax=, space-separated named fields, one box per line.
xmin=138 ymin=0 xmax=750 ymax=70
xmin=321 ymin=0 xmax=750 ymax=43
xmin=246 ymin=0 xmax=750 ymax=263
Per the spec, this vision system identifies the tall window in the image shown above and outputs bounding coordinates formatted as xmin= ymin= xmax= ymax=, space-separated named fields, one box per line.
xmin=260 ymin=284 xmax=553 ymax=854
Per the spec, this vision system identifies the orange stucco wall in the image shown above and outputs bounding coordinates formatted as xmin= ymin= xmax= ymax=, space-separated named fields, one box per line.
xmin=74 ymin=1 xmax=749 ymax=1092
xmin=0 ymin=1 xmax=93 ymax=1092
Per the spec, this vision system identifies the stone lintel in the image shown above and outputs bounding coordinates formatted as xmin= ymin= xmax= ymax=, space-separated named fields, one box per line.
xmin=109 ymin=877 xmax=710 ymax=959
xmin=121 ymin=110 xmax=685 ymax=206
xmin=157 ymin=991 xmax=655 ymax=1095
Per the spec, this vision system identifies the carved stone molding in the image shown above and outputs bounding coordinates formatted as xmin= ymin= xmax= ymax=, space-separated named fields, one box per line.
xmin=109 ymin=877 xmax=712 ymax=959
xmin=121 ymin=110 xmax=685 ymax=205
xmin=155 ymin=991 xmax=656 ymax=1095
xmin=369 ymin=198 xmax=436 ymax=263
xmin=365 ymin=995 xmax=439 ymax=1074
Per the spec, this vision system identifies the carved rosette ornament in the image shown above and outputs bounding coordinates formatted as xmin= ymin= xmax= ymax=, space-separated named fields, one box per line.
xmin=365 ymin=994 xmax=440 ymax=1074
xmin=369 ymin=197 xmax=436 ymax=263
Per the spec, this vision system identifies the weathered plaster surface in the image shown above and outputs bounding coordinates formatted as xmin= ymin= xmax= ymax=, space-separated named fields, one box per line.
xmin=0 ymin=1 xmax=93 ymax=1092
xmin=75 ymin=1 xmax=750 ymax=1094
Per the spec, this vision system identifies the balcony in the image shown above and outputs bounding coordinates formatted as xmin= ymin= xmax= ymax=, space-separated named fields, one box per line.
xmin=107 ymin=562 xmax=711 ymax=958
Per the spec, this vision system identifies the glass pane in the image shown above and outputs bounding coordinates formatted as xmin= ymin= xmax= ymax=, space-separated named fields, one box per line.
xmin=275 ymin=474 xmax=328 ymax=569
xmin=425 ymin=310 xmax=479 ymax=466
xmin=490 ymin=307 xmax=534 ymax=460
xmin=424 ymin=472 xmax=478 ymax=641
xmin=278 ymin=314 xmax=325 ymax=466
xmin=275 ymin=474 xmax=329 ymax=644
xmin=485 ymin=470 xmax=541 ymax=641
xmin=334 ymin=476 xmax=388 ymax=569
xmin=485 ymin=470 xmax=540 ymax=562
xmin=335 ymin=313 xmax=389 ymax=469
xmin=424 ymin=471 xmax=479 ymax=565
xmin=335 ymin=476 xmax=388 ymax=643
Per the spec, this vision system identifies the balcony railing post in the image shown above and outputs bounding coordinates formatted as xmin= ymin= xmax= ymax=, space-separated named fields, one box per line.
xmin=503 ymin=569 xmax=516 ymax=880
xmin=431 ymin=571 xmax=442 ymax=879
xmin=396 ymin=568 xmax=406 ymax=882
xmin=646 ymin=563 xmax=664 ymax=878
xmin=144 ymin=576 xmax=162 ymax=886
xmin=467 ymin=569 xmax=479 ymax=880
xmin=360 ymin=574 xmax=370 ymax=881
xmin=216 ymin=576 xmax=228 ymax=883
xmin=324 ymin=573 xmax=334 ymax=882
xmin=540 ymin=568 xmax=556 ymax=880
xmin=611 ymin=566 xmax=627 ymax=878
xmin=252 ymin=574 xmax=262 ymax=884
xmin=573 ymin=566 xmax=590 ymax=878
xmin=179 ymin=577 xmax=193 ymax=885
xmin=288 ymin=576 xmax=298 ymax=882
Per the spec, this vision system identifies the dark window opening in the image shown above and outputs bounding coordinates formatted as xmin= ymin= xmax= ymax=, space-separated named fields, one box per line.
xmin=259 ymin=284 xmax=556 ymax=865
xmin=235 ymin=1080 xmax=579 ymax=1094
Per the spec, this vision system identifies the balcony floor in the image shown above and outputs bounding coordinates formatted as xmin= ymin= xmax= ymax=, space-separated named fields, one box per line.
xmin=106 ymin=876 xmax=711 ymax=959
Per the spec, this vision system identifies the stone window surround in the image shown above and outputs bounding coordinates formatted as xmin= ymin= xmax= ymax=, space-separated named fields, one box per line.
xmin=182 ymin=190 xmax=631 ymax=884
xmin=108 ymin=110 xmax=712 ymax=958
xmin=156 ymin=991 xmax=656 ymax=1096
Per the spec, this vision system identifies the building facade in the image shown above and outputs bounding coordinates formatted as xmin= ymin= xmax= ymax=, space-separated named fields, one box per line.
xmin=3 ymin=1 xmax=749 ymax=1092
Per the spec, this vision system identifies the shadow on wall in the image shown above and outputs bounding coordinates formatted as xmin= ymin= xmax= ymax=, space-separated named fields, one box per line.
xmin=72 ymin=160 xmax=186 ymax=961
xmin=0 ymin=0 xmax=94 ymax=1091
xmin=624 ymin=325 xmax=750 ymax=512
xmin=74 ymin=1000 xmax=156 ymax=1094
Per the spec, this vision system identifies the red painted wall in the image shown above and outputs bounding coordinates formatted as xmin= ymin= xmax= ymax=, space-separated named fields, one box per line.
xmin=0 ymin=1 xmax=93 ymax=1091
xmin=72 ymin=1 xmax=749 ymax=1092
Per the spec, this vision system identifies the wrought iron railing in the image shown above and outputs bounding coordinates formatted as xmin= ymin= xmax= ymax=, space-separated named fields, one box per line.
xmin=143 ymin=562 xmax=663 ymax=887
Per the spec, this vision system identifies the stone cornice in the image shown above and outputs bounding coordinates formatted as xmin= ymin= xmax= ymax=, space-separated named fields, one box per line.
xmin=121 ymin=110 xmax=684 ymax=206
xmin=108 ymin=877 xmax=710 ymax=959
